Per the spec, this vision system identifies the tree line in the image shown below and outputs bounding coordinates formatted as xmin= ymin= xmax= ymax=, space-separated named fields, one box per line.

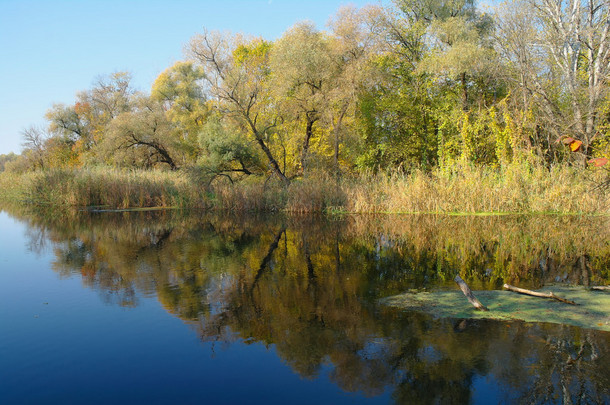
xmin=4 ymin=0 xmax=610 ymax=182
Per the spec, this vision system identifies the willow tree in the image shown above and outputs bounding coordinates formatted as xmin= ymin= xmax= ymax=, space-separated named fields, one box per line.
xmin=103 ymin=96 xmax=179 ymax=170
xmin=357 ymin=0 xmax=503 ymax=169
xmin=188 ymin=30 xmax=290 ymax=184
xmin=420 ymin=10 xmax=497 ymax=111
xmin=269 ymin=8 xmax=377 ymax=175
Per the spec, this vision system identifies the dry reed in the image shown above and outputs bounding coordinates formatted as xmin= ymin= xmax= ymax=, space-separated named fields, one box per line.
xmin=1 ymin=163 xmax=608 ymax=214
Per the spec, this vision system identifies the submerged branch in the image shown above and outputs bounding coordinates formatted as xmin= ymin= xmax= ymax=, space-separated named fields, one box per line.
xmin=503 ymin=284 xmax=577 ymax=305
xmin=454 ymin=276 xmax=489 ymax=311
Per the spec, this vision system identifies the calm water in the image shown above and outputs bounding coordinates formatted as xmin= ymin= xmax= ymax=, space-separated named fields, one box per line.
xmin=1 ymin=207 xmax=609 ymax=404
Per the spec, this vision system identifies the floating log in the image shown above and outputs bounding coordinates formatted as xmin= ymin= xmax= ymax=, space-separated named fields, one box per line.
xmin=454 ymin=276 xmax=489 ymax=311
xmin=503 ymin=284 xmax=577 ymax=305
xmin=590 ymin=286 xmax=610 ymax=291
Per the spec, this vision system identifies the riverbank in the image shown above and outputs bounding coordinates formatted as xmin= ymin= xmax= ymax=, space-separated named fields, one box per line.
xmin=0 ymin=163 xmax=607 ymax=214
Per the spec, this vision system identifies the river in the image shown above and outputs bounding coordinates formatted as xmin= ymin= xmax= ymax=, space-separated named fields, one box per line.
xmin=1 ymin=207 xmax=608 ymax=404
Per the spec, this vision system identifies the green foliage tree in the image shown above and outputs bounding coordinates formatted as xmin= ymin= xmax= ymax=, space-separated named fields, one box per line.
xmin=197 ymin=116 xmax=264 ymax=180
xmin=355 ymin=4 xmax=440 ymax=170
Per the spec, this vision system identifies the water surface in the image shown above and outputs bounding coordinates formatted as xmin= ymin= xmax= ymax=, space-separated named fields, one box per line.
xmin=1 ymin=207 xmax=609 ymax=404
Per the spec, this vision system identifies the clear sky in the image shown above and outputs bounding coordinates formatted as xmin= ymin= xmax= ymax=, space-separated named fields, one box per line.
xmin=0 ymin=0 xmax=384 ymax=155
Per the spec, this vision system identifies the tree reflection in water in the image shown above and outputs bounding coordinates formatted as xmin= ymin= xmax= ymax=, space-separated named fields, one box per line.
xmin=7 ymin=206 xmax=610 ymax=404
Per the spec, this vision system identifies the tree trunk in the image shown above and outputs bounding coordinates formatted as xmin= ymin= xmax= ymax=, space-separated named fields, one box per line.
xmin=580 ymin=255 xmax=590 ymax=287
xmin=135 ymin=139 xmax=177 ymax=170
xmin=460 ymin=72 xmax=469 ymax=111
xmin=155 ymin=145 xmax=177 ymax=170
xmin=252 ymin=129 xmax=290 ymax=185
xmin=304 ymin=241 xmax=317 ymax=292
xmin=333 ymin=106 xmax=347 ymax=171
xmin=250 ymin=228 xmax=285 ymax=292
xmin=300 ymin=115 xmax=317 ymax=175
xmin=454 ymin=275 xmax=488 ymax=311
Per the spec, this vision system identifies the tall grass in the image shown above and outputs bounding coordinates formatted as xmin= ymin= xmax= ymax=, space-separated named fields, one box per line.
xmin=1 ymin=163 xmax=608 ymax=213
xmin=0 ymin=168 xmax=208 ymax=209
xmin=345 ymin=163 xmax=609 ymax=214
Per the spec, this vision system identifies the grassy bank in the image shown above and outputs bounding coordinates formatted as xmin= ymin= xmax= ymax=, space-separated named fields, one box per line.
xmin=0 ymin=169 xmax=208 ymax=209
xmin=0 ymin=163 xmax=608 ymax=214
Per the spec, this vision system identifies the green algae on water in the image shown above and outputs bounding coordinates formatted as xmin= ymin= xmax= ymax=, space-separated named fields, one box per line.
xmin=382 ymin=286 xmax=610 ymax=332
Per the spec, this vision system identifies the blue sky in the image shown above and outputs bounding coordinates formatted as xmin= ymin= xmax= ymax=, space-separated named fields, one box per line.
xmin=0 ymin=0 xmax=384 ymax=155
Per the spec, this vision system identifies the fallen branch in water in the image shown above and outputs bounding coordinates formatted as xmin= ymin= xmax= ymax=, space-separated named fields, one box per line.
xmin=455 ymin=276 xmax=488 ymax=311
xmin=590 ymin=286 xmax=610 ymax=291
xmin=503 ymin=284 xmax=577 ymax=305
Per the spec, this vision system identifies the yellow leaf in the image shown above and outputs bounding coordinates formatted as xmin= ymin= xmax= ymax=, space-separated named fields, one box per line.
xmin=569 ymin=140 xmax=582 ymax=152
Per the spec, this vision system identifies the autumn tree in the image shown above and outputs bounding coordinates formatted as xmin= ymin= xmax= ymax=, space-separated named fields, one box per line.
xmin=45 ymin=72 xmax=136 ymax=166
xmin=270 ymin=22 xmax=334 ymax=174
xmin=188 ymin=30 xmax=290 ymax=184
